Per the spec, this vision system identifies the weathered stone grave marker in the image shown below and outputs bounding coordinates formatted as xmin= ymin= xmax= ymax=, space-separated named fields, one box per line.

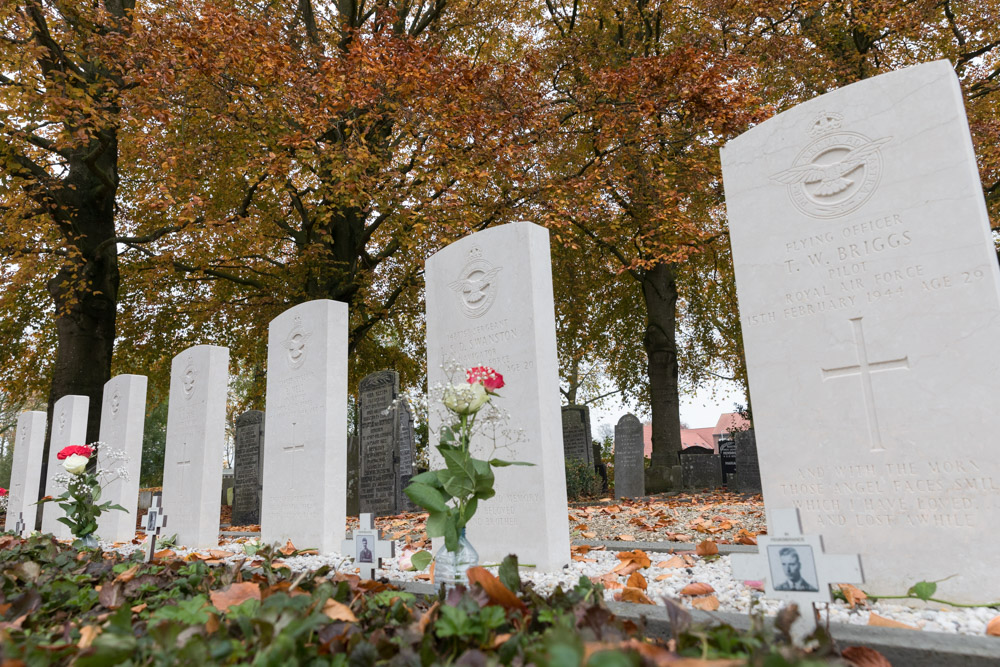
xmin=233 ymin=410 xmax=265 ymax=525
xmin=426 ymin=222 xmax=570 ymax=571
xmin=261 ymin=300 xmax=347 ymax=553
xmin=161 ymin=345 xmax=229 ymax=548
xmin=614 ymin=414 xmax=645 ymax=499
xmin=735 ymin=430 xmax=762 ymax=494
xmin=679 ymin=446 xmax=722 ymax=489
xmin=41 ymin=395 xmax=89 ymax=538
xmin=561 ymin=405 xmax=593 ymax=466
xmin=719 ymin=438 xmax=738 ymax=487
xmin=359 ymin=370 xmax=399 ymax=517
xmin=342 ymin=513 xmax=395 ymax=580
xmin=96 ymin=374 xmax=147 ymax=542
xmin=397 ymin=399 xmax=417 ymax=512
xmin=731 ymin=508 xmax=863 ymax=637
xmin=5 ymin=411 xmax=45 ymax=534
xmin=141 ymin=494 xmax=169 ymax=563
xmin=721 ymin=60 xmax=1000 ymax=602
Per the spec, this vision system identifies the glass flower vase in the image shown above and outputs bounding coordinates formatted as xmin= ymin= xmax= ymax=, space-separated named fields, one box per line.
xmin=77 ymin=533 xmax=99 ymax=549
xmin=435 ymin=529 xmax=479 ymax=592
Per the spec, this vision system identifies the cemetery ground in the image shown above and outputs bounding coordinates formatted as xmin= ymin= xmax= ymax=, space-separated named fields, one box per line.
xmin=5 ymin=491 xmax=1000 ymax=665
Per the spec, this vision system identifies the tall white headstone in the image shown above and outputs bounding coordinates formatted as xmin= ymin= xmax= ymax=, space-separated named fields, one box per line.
xmin=96 ymin=374 xmax=147 ymax=542
xmin=161 ymin=345 xmax=229 ymax=548
xmin=260 ymin=300 xmax=348 ymax=553
xmin=41 ymin=395 xmax=89 ymax=538
xmin=426 ymin=222 xmax=570 ymax=571
xmin=721 ymin=61 xmax=1000 ymax=603
xmin=4 ymin=411 xmax=46 ymax=533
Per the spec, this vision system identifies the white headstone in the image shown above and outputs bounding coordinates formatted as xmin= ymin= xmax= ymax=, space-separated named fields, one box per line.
xmin=721 ymin=60 xmax=1000 ymax=603
xmin=426 ymin=222 xmax=570 ymax=571
xmin=96 ymin=374 xmax=147 ymax=542
xmin=161 ymin=345 xmax=229 ymax=548
xmin=41 ymin=395 xmax=89 ymax=538
xmin=260 ymin=299 xmax=348 ymax=553
xmin=4 ymin=411 xmax=46 ymax=533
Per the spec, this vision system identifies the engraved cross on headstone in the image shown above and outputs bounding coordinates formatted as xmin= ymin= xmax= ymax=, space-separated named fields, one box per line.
xmin=140 ymin=494 xmax=169 ymax=563
xmin=731 ymin=508 xmax=863 ymax=640
xmin=282 ymin=422 xmax=304 ymax=453
xmin=177 ymin=440 xmax=192 ymax=467
xmin=341 ymin=513 xmax=395 ymax=580
xmin=821 ymin=317 xmax=908 ymax=452
xmin=14 ymin=512 xmax=26 ymax=537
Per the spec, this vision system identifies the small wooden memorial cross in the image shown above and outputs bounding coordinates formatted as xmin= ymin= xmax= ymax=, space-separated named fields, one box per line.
xmin=140 ymin=495 xmax=169 ymax=563
xmin=730 ymin=508 xmax=863 ymax=639
xmin=341 ymin=513 xmax=395 ymax=580
xmin=13 ymin=512 xmax=25 ymax=537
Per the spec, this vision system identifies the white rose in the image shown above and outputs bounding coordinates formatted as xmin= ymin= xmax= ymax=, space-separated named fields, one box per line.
xmin=62 ymin=454 xmax=89 ymax=476
xmin=442 ymin=382 xmax=489 ymax=416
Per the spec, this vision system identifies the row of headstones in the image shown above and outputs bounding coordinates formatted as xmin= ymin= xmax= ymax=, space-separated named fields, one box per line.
xmin=561 ymin=405 xmax=762 ymax=499
xmin=6 ymin=222 xmax=573 ymax=571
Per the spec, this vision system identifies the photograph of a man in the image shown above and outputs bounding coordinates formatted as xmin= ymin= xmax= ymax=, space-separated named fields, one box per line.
xmin=358 ymin=537 xmax=373 ymax=563
xmin=769 ymin=545 xmax=819 ymax=592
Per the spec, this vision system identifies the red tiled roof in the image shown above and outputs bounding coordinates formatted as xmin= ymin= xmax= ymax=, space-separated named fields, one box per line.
xmin=713 ymin=412 xmax=750 ymax=437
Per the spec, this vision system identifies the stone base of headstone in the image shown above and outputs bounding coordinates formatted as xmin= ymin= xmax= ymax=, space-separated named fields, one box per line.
xmin=644 ymin=463 xmax=681 ymax=493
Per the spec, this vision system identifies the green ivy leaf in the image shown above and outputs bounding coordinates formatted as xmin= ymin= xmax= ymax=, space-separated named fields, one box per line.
xmin=410 ymin=550 xmax=432 ymax=571
xmin=908 ymin=581 xmax=937 ymax=600
xmin=438 ymin=468 xmax=476 ymax=500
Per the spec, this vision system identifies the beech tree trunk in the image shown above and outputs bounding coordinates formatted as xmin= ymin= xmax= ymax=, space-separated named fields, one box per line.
xmin=641 ymin=262 xmax=683 ymax=491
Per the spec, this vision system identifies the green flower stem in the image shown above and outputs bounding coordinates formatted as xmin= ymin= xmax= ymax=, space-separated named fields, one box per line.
xmin=865 ymin=594 xmax=1000 ymax=608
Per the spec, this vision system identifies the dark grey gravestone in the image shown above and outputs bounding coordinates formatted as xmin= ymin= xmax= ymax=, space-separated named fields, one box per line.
xmin=614 ymin=414 xmax=645 ymax=499
xmin=221 ymin=468 xmax=234 ymax=506
xmin=232 ymin=410 xmax=264 ymax=525
xmin=562 ymin=405 xmax=593 ymax=466
xmin=347 ymin=435 xmax=360 ymax=516
xmin=359 ymin=370 xmax=399 ymax=517
xmin=396 ymin=399 xmax=417 ymax=512
xmin=735 ymin=429 xmax=762 ymax=494
xmin=718 ymin=439 xmax=738 ymax=487
xmin=680 ymin=446 xmax=723 ymax=489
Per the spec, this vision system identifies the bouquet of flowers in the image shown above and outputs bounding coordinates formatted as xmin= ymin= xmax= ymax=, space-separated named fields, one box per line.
xmin=405 ymin=366 xmax=529 ymax=554
xmin=0 ymin=487 xmax=7 ymax=515
xmin=40 ymin=443 xmax=127 ymax=542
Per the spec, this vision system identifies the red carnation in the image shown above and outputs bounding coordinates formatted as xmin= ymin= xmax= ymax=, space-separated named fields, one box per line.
xmin=57 ymin=444 xmax=94 ymax=460
xmin=466 ymin=366 xmax=505 ymax=392
xmin=0 ymin=487 xmax=7 ymax=496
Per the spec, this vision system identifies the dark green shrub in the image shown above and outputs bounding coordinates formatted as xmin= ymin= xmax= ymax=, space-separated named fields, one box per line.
xmin=565 ymin=458 xmax=602 ymax=500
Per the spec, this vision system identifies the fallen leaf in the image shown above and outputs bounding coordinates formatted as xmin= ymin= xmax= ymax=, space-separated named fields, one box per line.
xmin=571 ymin=555 xmax=597 ymax=563
xmin=695 ymin=540 xmax=719 ymax=556
xmin=612 ymin=549 xmax=651 ymax=575
xmin=205 ymin=613 xmax=221 ymax=634
xmin=279 ymin=540 xmax=296 ymax=556
xmin=658 ymin=556 xmax=686 ymax=569
xmin=616 ymin=587 xmax=655 ymax=605
xmin=616 ymin=534 xmax=636 ymax=542
xmin=114 ymin=564 xmax=140 ymax=584
xmin=581 ymin=531 xmax=597 ymax=539
xmin=130 ymin=603 xmax=148 ymax=614
xmin=153 ymin=549 xmax=176 ymax=560
xmin=322 ymin=599 xmax=357 ymax=622
xmin=988 ymin=615 xmax=1000 ymax=636
xmin=77 ymin=625 xmax=101 ymax=648
xmin=210 ymin=582 xmax=262 ymax=613
xmin=691 ymin=595 xmax=719 ymax=611
xmin=208 ymin=550 xmax=232 ymax=560
xmin=841 ymin=646 xmax=892 ymax=666
xmin=589 ymin=573 xmax=623 ymax=590
xmin=734 ymin=530 xmax=758 ymax=546
xmin=654 ymin=573 xmax=673 ymax=581
xmin=867 ymin=613 xmax=917 ymax=630
xmin=681 ymin=582 xmax=715 ymax=596
xmin=418 ymin=601 xmax=439 ymax=634
xmin=626 ymin=571 xmax=647 ymax=590
xmin=467 ymin=567 xmax=527 ymax=612
xmin=839 ymin=584 xmax=868 ymax=609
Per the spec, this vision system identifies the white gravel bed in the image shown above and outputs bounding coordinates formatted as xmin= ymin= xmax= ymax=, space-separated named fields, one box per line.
xmin=102 ymin=537 xmax=997 ymax=637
